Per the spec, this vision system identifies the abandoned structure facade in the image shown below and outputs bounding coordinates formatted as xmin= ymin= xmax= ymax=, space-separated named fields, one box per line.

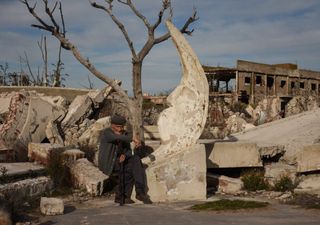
xmin=204 ymin=60 xmax=320 ymax=107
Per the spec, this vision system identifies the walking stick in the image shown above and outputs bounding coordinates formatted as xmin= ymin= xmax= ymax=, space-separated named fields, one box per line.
xmin=119 ymin=161 xmax=125 ymax=206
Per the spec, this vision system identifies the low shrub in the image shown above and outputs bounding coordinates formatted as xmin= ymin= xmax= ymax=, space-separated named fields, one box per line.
xmin=241 ymin=170 xmax=269 ymax=191
xmin=272 ymin=175 xmax=296 ymax=192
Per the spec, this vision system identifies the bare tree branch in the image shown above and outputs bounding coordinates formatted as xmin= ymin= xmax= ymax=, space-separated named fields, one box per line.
xmin=152 ymin=0 xmax=171 ymax=31
xmin=43 ymin=0 xmax=60 ymax=33
xmin=125 ymin=0 xmax=151 ymax=29
xmin=90 ymin=0 xmax=138 ymax=60
xmin=23 ymin=51 xmax=36 ymax=84
xmin=37 ymin=35 xmax=48 ymax=86
xmin=154 ymin=8 xmax=198 ymax=45
xmin=59 ymin=2 xmax=66 ymax=36
xmin=22 ymin=0 xmax=129 ymax=102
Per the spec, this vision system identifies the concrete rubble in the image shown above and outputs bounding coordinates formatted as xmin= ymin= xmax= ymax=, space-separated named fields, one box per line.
xmin=264 ymin=162 xmax=297 ymax=185
xmin=296 ymin=144 xmax=320 ymax=173
xmin=145 ymin=144 xmax=207 ymax=202
xmin=0 ymin=88 xmax=319 ymax=205
xmin=252 ymin=97 xmax=281 ymax=125
xmin=294 ymin=175 xmax=320 ymax=195
xmin=208 ymin=174 xmax=243 ymax=194
xmin=28 ymin=143 xmax=66 ymax=166
xmin=0 ymin=176 xmax=54 ymax=205
xmin=258 ymin=145 xmax=285 ymax=159
xmin=0 ymin=91 xmax=66 ymax=161
xmin=78 ymin=116 xmax=111 ymax=165
xmin=40 ymin=197 xmax=64 ymax=216
xmin=69 ymin=158 xmax=108 ymax=196
xmin=207 ymin=142 xmax=263 ymax=168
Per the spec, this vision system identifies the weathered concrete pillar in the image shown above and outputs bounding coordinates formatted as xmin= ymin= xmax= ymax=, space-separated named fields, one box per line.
xmin=145 ymin=144 xmax=206 ymax=202
xmin=140 ymin=21 xmax=209 ymax=202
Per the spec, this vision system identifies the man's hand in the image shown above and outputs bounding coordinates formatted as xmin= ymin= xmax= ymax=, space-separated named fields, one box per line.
xmin=133 ymin=138 xmax=141 ymax=148
xmin=119 ymin=154 xmax=126 ymax=163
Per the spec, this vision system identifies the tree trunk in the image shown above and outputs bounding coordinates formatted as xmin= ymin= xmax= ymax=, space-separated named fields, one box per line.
xmin=130 ymin=60 xmax=144 ymax=141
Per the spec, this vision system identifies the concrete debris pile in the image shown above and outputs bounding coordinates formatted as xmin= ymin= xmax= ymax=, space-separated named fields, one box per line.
xmin=203 ymin=95 xmax=319 ymax=140
xmin=285 ymin=95 xmax=318 ymax=117
xmin=207 ymin=108 xmax=320 ymax=196
xmin=0 ymin=85 xmax=120 ymax=162
xmin=0 ymin=85 xmax=319 ymax=206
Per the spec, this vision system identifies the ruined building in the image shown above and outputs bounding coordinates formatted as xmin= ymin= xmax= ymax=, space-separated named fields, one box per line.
xmin=203 ymin=60 xmax=320 ymax=107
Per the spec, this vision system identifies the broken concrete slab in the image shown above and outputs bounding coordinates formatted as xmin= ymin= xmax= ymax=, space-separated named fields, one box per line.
xmin=0 ymin=93 xmax=13 ymax=115
xmin=144 ymin=144 xmax=206 ymax=202
xmin=62 ymin=149 xmax=85 ymax=163
xmin=207 ymin=142 xmax=263 ymax=168
xmin=0 ymin=177 xmax=54 ymax=206
xmin=78 ymin=117 xmax=110 ymax=165
xmin=296 ymin=144 xmax=320 ymax=173
xmin=45 ymin=120 xmax=64 ymax=145
xmin=40 ymin=197 xmax=64 ymax=216
xmin=0 ymin=92 xmax=66 ymax=161
xmin=69 ymin=158 xmax=108 ymax=196
xmin=28 ymin=143 xmax=66 ymax=166
xmin=229 ymin=108 xmax=320 ymax=163
xmin=264 ymin=162 xmax=297 ymax=185
xmin=259 ymin=145 xmax=285 ymax=159
xmin=207 ymin=174 xmax=243 ymax=194
xmin=61 ymin=95 xmax=92 ymax=128
xmin=294 ymin=175 xmax=320 ymax=195
xmin=0 ymin=162 xmax=45 ymax=177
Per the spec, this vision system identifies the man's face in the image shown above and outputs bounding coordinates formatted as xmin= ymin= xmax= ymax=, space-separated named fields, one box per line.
xmin=111 ymin=124 xmax=124 ymax=134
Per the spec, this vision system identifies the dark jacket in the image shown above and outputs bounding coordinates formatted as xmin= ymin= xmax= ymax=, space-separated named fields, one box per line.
xmin=98 ymin=128 xmax=133 ymax=176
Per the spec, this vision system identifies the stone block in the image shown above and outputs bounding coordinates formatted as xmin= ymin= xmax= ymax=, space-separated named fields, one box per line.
xmin=207 ymin=174 xmax=243 ymax=194
xmin=264 ymin=162 xmax=297 ymax=185
xmin=19 ymin=97 xmax=65 ymax=146
xmin=78 ymin=117 xmax=110 ymax=165
xmin=259 ymin=145 xmax=285 ymax=159
xmin=62 ymin=95 xmax=92 ymax=128
xmin=207 ymin=142 xmax=263 ymax=168
xmin=28 ymin=143 xmax=66 ymax=166
xmin=296 ymin=144 xmax=320 ymax=173
xmin=0 ymin=94 xmax=66 ymax=161
xmin=62 ymin=149 xmax=85 ymax=163
xmin=0 ymin=177 xmax=54 ymax=206
xmin=143 ymin=126 xmax=160 ymax=140
xmin=40 ymin=197 xmax=64 ymax=216
xmin=294 ymin=176 xmax=320 ymax=195
xmin=144 ymin=144 xmax=206 ymax=202
xmin=69 ymin=159 xmax=108 ymax=196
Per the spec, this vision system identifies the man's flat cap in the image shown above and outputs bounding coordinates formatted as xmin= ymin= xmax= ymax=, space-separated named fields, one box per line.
xmin=111 ymin=115 xmax=126 ymax=125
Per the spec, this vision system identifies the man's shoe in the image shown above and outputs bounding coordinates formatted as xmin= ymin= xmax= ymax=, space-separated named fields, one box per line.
xmin=136 ymin=194 xmax=152 ymax=204
xmin=114 ymin=198 xmax=135 ymax=204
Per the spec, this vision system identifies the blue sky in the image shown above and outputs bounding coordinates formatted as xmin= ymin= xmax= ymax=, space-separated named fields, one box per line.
xmin=1 ymin=0 xmax=320 ymax=94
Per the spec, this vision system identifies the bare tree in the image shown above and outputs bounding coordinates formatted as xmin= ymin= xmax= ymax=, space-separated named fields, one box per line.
xmin=21 ymin=0 xmax=198 ymax=140
xmin=38 ymin=35 xmax=48 ymax=86
xmin=0 ymin=63 xmax=9 ymax=85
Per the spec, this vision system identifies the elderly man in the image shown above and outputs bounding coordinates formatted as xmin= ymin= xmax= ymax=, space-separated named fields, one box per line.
xmin=98 ymin=114 xmax=151 ymax=204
